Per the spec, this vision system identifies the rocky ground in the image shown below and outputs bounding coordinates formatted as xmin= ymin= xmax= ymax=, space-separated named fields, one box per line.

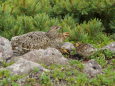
xmin=0 ymin=36 xmax=115 ymax=86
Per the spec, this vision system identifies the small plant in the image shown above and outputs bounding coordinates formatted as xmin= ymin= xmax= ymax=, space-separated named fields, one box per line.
xmin=90 ymin=49 xmax=114 ymax=60
xmin=0 ymin=70 xmax=23 ymax=86
xmin=103 ymin=49 xmax=115 ymax=60
xmin=33 ymin=67 xmax=40 ymax=73
xmin=69 ymin=60 xmax=84 ymax=71
xmin=39 ymin=72 xmax=51 ymax=85
xmin=1 ymin=61 xmax=14 ymax=67
xmin=89 ymin=49 xmax=114 ymax=67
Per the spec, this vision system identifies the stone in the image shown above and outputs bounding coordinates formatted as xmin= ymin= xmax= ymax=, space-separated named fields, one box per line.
xmin=102 ymin=42 xmax=115 ymax=52
xmin=83 ymin=59 xmax=102 ymax=78
xmin=11 ymin=48 xmax=68 ymax=65
xmin=61 ymin=42 xmax=75 ymax=51
xmin=6 ymin=58 xmax=48 ymax=75
xmin=0 ymin=36 xmax=13 ymax=61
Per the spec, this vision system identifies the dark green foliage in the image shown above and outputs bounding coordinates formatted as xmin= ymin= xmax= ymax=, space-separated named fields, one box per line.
xmin=109 ymin=19 xmax=115 ymax=33
xmin=0 ymin=0 xmax=114 ymax=43
xmin=110 ymin=33 xmax=115 ymax=40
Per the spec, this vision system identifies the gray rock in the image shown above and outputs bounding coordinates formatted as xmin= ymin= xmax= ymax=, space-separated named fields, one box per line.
xmin=11 ymin=48 xmax=68 ymax=65
xmin=61 ymin=42 xmax=75 ymax=51
xmin=6 ymin=58 xmax=48 ymax=75
xmin=102 ymin=42 xmax=115 ymax=51
xmin=83 ymin=59 xmax=102 ymax=78
xmin=0 ymin=36 xmax=13 ymax=61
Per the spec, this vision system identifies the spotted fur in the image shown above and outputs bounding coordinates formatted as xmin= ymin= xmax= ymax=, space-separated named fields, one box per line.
xmin=11 ymin=26 xmax=69 ymax=55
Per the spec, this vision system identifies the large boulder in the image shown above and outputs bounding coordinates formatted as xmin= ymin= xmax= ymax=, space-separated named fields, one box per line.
xmin=11 ymin=48 xmax=68 ymax=65
xmin=6 ymin=58 xmax=48 ymax=75
xmin=0 ymin=36 xmax=13 ymax=62
xmin=83 ymin=59 xmax=102 ymax=78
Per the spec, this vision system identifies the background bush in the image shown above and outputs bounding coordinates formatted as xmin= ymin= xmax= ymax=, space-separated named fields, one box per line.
xmin=0 ymin=0 xmax=115 ymax=46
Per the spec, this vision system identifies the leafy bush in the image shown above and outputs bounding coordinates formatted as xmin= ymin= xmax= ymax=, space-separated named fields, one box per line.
xmin=0 ymin=0 xmax=114 ymax=43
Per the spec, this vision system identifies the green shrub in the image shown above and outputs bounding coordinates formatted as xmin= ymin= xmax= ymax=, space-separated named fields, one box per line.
xmin=0 ymin=70 xmax=22 ymax=86
xmin=0 ymin=0 xmax=114 ymax=45
xmin=89 ymin=49 xmax=115 ymax=67
xmin=61 ymin=18 xmax=110 ymax=45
